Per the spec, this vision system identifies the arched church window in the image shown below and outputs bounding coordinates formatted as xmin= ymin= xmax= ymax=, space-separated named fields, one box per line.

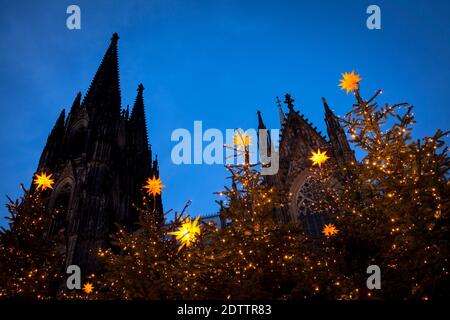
xmin=291 ymin=174 xmax=330 ymax=236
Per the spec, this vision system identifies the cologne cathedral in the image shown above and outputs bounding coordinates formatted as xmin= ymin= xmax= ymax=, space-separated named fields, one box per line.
xmin=35 ymin=33 xmax=354 ymax=273
xmin=34 ymin=33 xmax=162 ymax=273
xmin=257 ymin=94 xmax=355 ymax=235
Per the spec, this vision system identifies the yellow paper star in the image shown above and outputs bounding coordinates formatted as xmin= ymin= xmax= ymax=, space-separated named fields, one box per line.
xmin=83 ymin=282 xmax=94 ymax=294
xmin=169 ymin=215 xmax=201 ymax=251
xmin=322 ymin=224 xmax=339 ymax=238
xmin=233 ymin=131 xmax=251 ymax=149
xmin=339 ymin=70 xmax=362 ymax=94
xmin=309 ymin=148 xmax=329 ymax=167
xmin=33 ymin=172 xmax=55 ymax=191
xmin=143 ymin=177 xmax=165 ymax=196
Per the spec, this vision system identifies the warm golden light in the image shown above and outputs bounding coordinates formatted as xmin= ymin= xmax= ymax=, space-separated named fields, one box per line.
xmin=143 ymin=176 xmax=165 ymax=196
xmin=309 ymin=148 xmax=329 ymax=167
xmin=233 ymin=131 xmax=251 ymax=149
xmin=322 ymin=224 xmax=339 ymax=237
xmin=169 ymin=215 xmax=201 ymax=251
xmin=33 ymin=172 xmax=55 ymax=191
xmin=83 ymin=282 xmax=94 ymax=294
xmin=339 ymin=70 xmax=362 ymax=94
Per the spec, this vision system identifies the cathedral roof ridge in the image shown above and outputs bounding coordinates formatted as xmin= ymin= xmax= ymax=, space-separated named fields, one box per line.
xmin=279 ymin=97 xmax=330 ymax=144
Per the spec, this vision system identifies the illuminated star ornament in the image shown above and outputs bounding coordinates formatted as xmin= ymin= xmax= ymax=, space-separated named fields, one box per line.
xmin=309 ymin=148 xmax=329 ymax=167
xmin=169 ymin=215 xmax=201 ymax=251
xmin=83 ymin=282 xmax=94 ymax=294
xmin=339 ymin=70 xmax=362 ymax=94
xmin=33 ymin=172 xmax=55 ymax=191
xmin=233 ymin=131 xmax=251 ymax=149
xmin=322 ymin=224 xmax=339 ymax=238
xmin=143 ymin=177 xmax=165 ymax=196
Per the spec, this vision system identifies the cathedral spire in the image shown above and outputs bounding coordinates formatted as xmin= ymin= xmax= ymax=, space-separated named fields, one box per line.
xmin=323 ymin=97 xmax=338 ymax=129
xmin=66 ymin=92 xmax=84 ymax=128
xmin=82 ymin=33 xmax=121 ymax=117
xmin=54 ymin=109 xmax=66 ymax=131
xmin=257 ymin=110 xmax=266 ymax=130
xmin=323 ymin=97 xmax=355 ymax=165
xmin=48 ymin=109 xmax=66 ymax=142
xmin=37 ymin=109 xmax=66 ymax=169
xmin=130 ymin=84 xmax=145 ymax=122
xmin=276 ymin=96 xmax=286 ymax=127
xmin=70 ymin=92 xmax=82 ymax=114
xmin=130 ymin=83 xmax=149 ymax=154
xmin=257 ymin=110 xmax=271 ymax=157
xmin=323 ymin=97 xmax=333 ymax=115
xmin=284 ymin=93 xmax=295 ymax=112
xmin=153 ymin=155 xmax=159 ymax=178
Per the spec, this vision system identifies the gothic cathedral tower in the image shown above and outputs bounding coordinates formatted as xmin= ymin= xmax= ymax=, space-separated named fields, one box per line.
xmin=258 ymin=94 xmax=355 ymax=235
xmin=35 ymin=33 xmax=162 ymax=273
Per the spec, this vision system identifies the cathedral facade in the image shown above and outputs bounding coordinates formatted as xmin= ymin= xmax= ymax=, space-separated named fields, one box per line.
xmin=35 ymin=33 xmax=162 ymax=273
xmin=35 ymin=33 xmax=354 ymax=274
xmin=258 ymin=94 xmax=355 ymax=235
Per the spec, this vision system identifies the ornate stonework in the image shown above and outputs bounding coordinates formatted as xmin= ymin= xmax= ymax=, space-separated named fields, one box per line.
xmin=34 ymin=34 xmax=162 ymax=273
xmin=258 ymin=94 xmax=355 ymax=234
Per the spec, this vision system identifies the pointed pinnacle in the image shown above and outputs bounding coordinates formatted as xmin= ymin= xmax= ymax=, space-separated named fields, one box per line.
xmin=111 ymin=33 xmax=119 ymax=42
xmin=138 ymin=83 xmax=144 ymax=94
xmin=257 ymin=110 xmax=266 ymax=129
xmin=70 ymin=92 xmax=82 ymax=113
xmin=322 ymin=97 xmax=332 ymax=113
xmin=57 ymin=109 xmax=66 ymax=124
xmin=276 ymin=96 xmax=282 ymax=108
xmin=323 ymin=97 xmax=336 ymax=121
xmin=284 ymin=93 xmax=295 ymax=111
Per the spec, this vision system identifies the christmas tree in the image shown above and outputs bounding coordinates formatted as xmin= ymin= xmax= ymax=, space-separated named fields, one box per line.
xmin=315 ymin=72 xmax=450 ymax=299
xmin=3 ymin=71 xmax=446 ymax=301
xmin=0 ymin=181 xmax=63 ymax=299
xmin=95 ymin=135 xmax=352 ymax=299
xmin=96 ymin=176 xmax=195 ymax=299
xmin=170 ymin=133 xmax=350 ymax=299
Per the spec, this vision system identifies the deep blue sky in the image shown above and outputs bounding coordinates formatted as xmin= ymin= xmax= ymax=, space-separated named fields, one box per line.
xmin=0 ymin=0 xmax=449 ymax=226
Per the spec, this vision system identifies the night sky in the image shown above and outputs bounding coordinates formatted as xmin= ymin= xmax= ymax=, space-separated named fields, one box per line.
xmin=0 ymin=0 xmax=449 ymax=227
